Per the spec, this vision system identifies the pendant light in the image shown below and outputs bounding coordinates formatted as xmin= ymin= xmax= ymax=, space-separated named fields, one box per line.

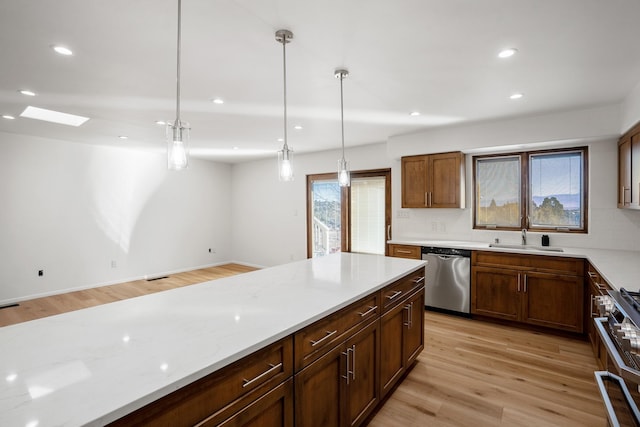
xmin=275 ymin=29 xmax=294 ymax=181
xmin=335 ymin=69 xmax=350 ymax=187
xmin=167 ymin=0 xmax=189 ymax=170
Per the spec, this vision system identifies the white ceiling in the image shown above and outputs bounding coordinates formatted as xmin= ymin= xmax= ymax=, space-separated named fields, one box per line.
xmin=1 ymin=0 xmax=640 ymax=163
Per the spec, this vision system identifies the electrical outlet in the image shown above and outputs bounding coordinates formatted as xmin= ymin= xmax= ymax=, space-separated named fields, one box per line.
xmin=209 ymin=248 xmax=216 ymax=254
xmin=397 ymin=210 xmax=410 ymax=219
xmin=438 ymin=222 xmax=446 ymax=232
xmin=111 ymin=260 xmax=117 ymax=268
xmin=431 ymin=222 xmax=438 ymax=232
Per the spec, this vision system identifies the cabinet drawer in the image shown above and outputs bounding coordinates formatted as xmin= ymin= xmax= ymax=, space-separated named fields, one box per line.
xmin=473 ymin=251 xmax=583 ymax=276
xmin=587 ymin=263 xmax=611 ymax=293
xmin=294 ymin=294 xmax=379 ymax=371
xmin=389 ymin=244 xmax=421 ymax=259
xmin=381 ymin=268 xmax=426 ymax=312
xmin=108 ymin=337 xmax=293 ymax=427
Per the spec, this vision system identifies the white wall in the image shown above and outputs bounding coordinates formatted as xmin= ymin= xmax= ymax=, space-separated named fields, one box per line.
xmin=622 ymin=81 xmax=640 ymax=133
xmin=231 ymin=143 xmax=390 ymax=267
xmin=0 ymin=132 xmax=232 ymax=304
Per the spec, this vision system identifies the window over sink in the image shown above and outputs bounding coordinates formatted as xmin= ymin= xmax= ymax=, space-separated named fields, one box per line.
xmin=473 ymin=147 xmax=588 ymax=233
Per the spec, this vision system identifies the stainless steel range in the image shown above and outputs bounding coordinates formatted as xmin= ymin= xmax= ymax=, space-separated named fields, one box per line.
xmin=594 ymin=288 xmax=640 ymax=426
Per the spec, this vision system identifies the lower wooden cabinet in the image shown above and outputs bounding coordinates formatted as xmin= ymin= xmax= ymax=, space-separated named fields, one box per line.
xmin=586 ymin=263 xmax=612 ymax=369
xmin=294 ymin=319 xmax=379 ymax=427
xmin=379 ymin=288 xmax=424 ymax=398
xmin=471 ymin=251 xmax=584 ymax=333
xmin=388 ymin=244 xmax=421 ymax=260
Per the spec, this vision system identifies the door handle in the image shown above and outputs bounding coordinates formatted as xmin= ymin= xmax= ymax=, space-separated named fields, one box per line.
xmin=387 ymin=225 xmax=391 ymax=240
xmin=342 ymin=347 xmax=351 ymax=385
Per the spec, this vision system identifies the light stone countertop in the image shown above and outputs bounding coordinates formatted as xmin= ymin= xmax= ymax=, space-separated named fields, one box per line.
xmin=0 ymin=253 xmax=426 ymax=427
xmin=389 ymin=239 xmax=640 ymax=291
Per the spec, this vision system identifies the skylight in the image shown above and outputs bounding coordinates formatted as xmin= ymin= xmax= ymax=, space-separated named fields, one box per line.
xmin=20 ymin=106 xmax=90 ymax=127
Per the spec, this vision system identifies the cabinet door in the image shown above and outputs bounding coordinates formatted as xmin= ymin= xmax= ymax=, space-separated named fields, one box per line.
xmin=429 ymin=152 xmax=462 ymax=208
xmin=401 ymin=155 xmax=427 ymax=207
xmin=521 ymin=272 xmax=584 ymax=333
xmin=403 ymin=289 xmax=425 ymax=367
xmin=379 ymin=300 xmax=405 ymax=398
xmin=471 ymin=266 xmax=520 ymax=321
xmin=294 ymin=343 xmax=345 ymax=427
xmin=345 ymin=320 xmax=379 ymax=427
xmin=619 ymin=137 xmax=632 ymax=207
xmin=632 ymin=133 xmax=640 ymax=207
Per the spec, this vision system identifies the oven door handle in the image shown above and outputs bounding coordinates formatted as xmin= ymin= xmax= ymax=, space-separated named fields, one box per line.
xmin=594 ymin=317 xmax=640 ymax=384
xmin=594 ymin=370 xmax=640 ymax=427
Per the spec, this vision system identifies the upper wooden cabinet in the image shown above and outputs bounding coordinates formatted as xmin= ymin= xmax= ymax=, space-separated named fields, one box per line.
xmin=618 ymin=122 xmax=640 ymax=210
xmin=401 ymin=151 xmax=465 ymax=208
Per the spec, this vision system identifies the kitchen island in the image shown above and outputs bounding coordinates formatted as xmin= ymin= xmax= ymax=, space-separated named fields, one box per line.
xmin=0 ymin=253 xmax=425 ymax=426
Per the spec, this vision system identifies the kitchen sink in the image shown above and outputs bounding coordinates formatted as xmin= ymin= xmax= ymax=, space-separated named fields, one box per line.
xmin=488 ymin=243 xmax=564 ymax=252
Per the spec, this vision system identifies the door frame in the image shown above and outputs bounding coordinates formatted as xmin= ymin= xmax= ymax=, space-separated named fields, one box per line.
xmin=306 ymin=169 xmax=391 ymax=258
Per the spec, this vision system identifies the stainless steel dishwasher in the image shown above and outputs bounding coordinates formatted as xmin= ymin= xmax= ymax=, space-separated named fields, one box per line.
xmin=421 ymin=246 xmax=471 ymax=315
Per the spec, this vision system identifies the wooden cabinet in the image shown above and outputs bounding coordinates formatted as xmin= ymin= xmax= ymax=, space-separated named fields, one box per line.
xmin=471 ymin=251 xmax=584 ymax=333
xmin=379 ymin=284 xmax=425 ymax=399
xmin=388 ymin=243 xmax=421 ymax=260
xmin=618 ymin=122 xmax=640 ymax=210
xmin=586 ymin=263 xmax=612 ymax=370
xmin=295 ymin=318 xmax=379 ymax=427
xmin=401 ymin=151 xmax=465 ymax=208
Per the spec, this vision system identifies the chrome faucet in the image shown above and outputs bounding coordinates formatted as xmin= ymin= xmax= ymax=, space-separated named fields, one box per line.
xmin=521 ymin=229 xmax=527 ymax=245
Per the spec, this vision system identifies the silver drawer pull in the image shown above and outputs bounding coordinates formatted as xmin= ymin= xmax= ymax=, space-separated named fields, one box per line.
xmin=386 ymin=290 xmax=402 ymax=300
xmin=357 ymin=306 xmax=378 ymax=317
xmin=242 ymin=362 xmax=282 ymax=388
xmin=587 ymin=271 xmax=597 ymax=278
xmin=412 ymin=276 xmax=425 ymax=285
xmin=310 ymin=330 xmax=338 ymax=347
xmin=396 ymin=249 xmax=412 ymax=254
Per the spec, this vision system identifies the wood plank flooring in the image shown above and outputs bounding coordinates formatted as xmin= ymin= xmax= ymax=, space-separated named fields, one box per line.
xmin=0 ymin=264 xmax=607 ymax=426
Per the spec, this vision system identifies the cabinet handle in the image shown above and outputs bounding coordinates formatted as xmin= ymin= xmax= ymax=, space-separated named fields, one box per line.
xmin=517 ymin=274 xmax=521 ymax=292
xmin=242 ymin=362 xmax=282 ymax=388
xmin=387 ymin=225 xmax=391 ymax=240
xmin=310 ymin=330 xmax=338 ymax=347
xmin=404 ymin=304 xmax=411 ymax=327
xmin=412 ymin=276 xmax=425 ymax=285
xmin=424 ymin=192 xmax=429 ymax=207
xmin=342 ymin=348 xmax=351 ymax=385
xmin=587 ymin=271 xmax=597 ymax=279
xmin=429 ymin=192 xmax=433 ymax=207
xmin=351 ymin=344 xmax=356 ymax=381
xmin=590 ymin=295 xmax=595 ymax=318
xmin=357 ymin=305 xmax=378 ymax=317
xmin=386 ymin=290 xmax=403 ymax=300
xmin=396 ymin=249 xmax=412 ymax=254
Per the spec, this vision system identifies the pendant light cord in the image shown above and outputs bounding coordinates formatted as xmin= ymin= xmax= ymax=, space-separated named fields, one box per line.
xmin=282 ymin=38 xmax=288 ymax=151
xmin=175 ymin=0 xmax=182 ymax=124
xmin=340 ymin=72 xmax=345 ymax=161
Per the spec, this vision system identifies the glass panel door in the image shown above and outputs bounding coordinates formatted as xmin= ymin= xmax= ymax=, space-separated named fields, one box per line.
xmin=310 ymin=178 xmax=342 ymax=257
xmin=350 ymin=176 xmax=386 ymax=255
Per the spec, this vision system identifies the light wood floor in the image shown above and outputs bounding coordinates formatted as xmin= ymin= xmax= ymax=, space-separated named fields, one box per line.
xmin=0 ymin=264 xmax=606 ymax=426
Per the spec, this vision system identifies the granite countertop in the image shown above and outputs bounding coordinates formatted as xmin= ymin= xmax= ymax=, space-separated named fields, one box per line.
xmin=389 ymin=239 xmax=640 ymax=291
xmin=0 ymin=253 xmax=425 ymax=427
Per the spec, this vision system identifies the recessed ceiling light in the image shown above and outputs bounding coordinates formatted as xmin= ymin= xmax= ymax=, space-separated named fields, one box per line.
xmin=410 ymin=111 xmax=421 ymax=116
xmin=19 ymin=90 xmax=36 ymax=96
xmin=510 ymin=93 xmax=524 ymax=100
xmin=118 ymin=135 xmax=128 ymax=140
xmin=52 ymin=45 xmax=73 ymax=56
xmin=155 ymin=120 xmax=166 ymax=125
xmin=211 ymin=98 xmax=224 ymax=105
xmin=498 ymin=48 xmax=518 ymax=58
xmin=20 ymin=106 xmax=89 ymax=126
xmin=2 ymin=115 xmax=15 ymax=120
xmin=294 ymin=125 xmax=303 ymax=130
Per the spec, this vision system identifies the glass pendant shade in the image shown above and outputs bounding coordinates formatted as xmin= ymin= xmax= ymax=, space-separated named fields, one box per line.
xmin=338 ymin=157 xmax=350 ymax=187
xmin=167 ymin=120 xmax=189 ymax=170
xmin=278 ymin=146 xmax=294 ymax=181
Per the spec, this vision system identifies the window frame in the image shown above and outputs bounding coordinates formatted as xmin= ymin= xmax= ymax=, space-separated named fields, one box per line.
xmin=472 ymin=147 xmax=588 ymax=233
